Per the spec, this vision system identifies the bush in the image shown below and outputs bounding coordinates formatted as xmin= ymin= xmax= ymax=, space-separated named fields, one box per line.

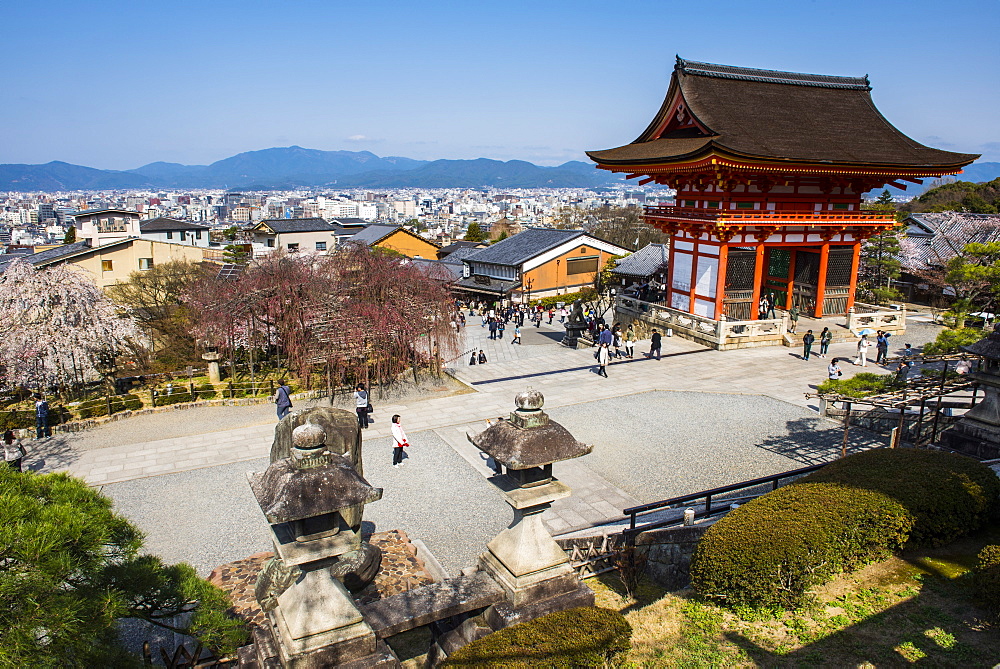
xmin=530 ymin=288 xmax=598 ymax=310
xmin=923 ymin=327 xmax=984 ymax=355
xmin=973 ymin=545 xmax=1000 ymax=613
xmin=816 ymin=371 xmax=896 ymax=398
xmin=194 ymin=384 xmax=217 ymax=400
xmin=801 ymin=449 xmax=1000 ymax=547
xmin=690 ymin=482 xmax=912 ymax=609
xmin=441 ymin=607 xmax=631 ymax=668
xmin=0 ymin=406 xmax=73 ymax=430
xmin=76 ymin=394 xmax=143 ymax=419
xmin=154 ymin=388 xmax=193 ymax=406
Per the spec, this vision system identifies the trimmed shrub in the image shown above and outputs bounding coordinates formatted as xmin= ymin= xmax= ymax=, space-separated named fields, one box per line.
xmin=690 ymin=482 xmax=912 ymax=609
xmin=816 ymin=371 xmax=896 ymax=398
xmin=193 ymin=384 xmax=217 ymax=400
xmin=153 ymin=389 xmax=194 ymax=407
xmin=441 ymin=606 xmax=631 ymax=668
xmin=530 ymin=288 xmax=598 ymax=310
xmin=801 ymin=449 xmax=1000 ymax=547
xmin=76 ymin=394 xmax=143 ymax=419
xmin=973 ymin=545 xmax=1000 ymax=613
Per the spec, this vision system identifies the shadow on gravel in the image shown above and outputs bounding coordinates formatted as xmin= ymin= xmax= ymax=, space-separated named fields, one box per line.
xmin=754 ymin=416 xmax=885 ymax=466
xmin=25 ymin=434 xmax=82 ymax=473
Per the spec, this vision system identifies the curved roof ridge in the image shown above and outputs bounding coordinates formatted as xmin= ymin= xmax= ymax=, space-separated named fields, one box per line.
xmin=676 ymin=57 xmax=870 ymax=91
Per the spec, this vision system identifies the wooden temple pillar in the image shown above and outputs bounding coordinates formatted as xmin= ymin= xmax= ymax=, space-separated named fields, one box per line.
xmin=814 ymin=243 xmax=831 ymax=318
xmin=714 ymin=245 xmax=729 ymax=320
xmin=750 ymin=245 xmax=766 ymax=320
xmin=846 ymin=241 xmax=862 ymax=312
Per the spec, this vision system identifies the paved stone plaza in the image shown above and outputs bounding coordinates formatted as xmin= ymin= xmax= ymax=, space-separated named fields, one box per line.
xmin=31 ymin=314 xmax=941 ymax=575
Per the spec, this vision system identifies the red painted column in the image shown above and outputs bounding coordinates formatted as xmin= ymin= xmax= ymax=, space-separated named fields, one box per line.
xmin=750 ymin=244 xmax=766 ymax=320
xmin=815 ymin=243 xmax=830 ymax=318
xmin=846 ymin=240 xmax=862 ymax=311
xmin=715 ymin=245 xmax=729 ymax=320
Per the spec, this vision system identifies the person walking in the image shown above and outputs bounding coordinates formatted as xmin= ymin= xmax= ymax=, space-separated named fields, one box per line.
xmin=488 ymin=318 xmax=497 ymax=340
xmin=596 ymin=343 xmax=610 ymax=377
xmin=511 ymin=325 xmax=521 ymax=345
xmin=788 ymin=305 xmax=800 ymax=334
xmin=354 ymin=383 xmax=370 ymax=429
xmin=497 ymin=320 xmax=505 ymax=340
xmin=855 ymin=335 xmax=872 ymax=367
xmin=802 ymin=330 xmax=815 ymax=360
xmin=875 ymin=330 xmax=891 ymax=365
xmin=624 ymin=325 xmax=636 ymax=358
xmin=390 ymin=414 xmax=409 ymax=468
xmin=478 ymin=349 xmax=487 ymax=364
xmin=819 ymin=327 xmax=832 ymax=358
xmin=34 ymin=394 xmax=51 ymax=439
xmin=547 ymin=308 xmax=554 ymax=325
xmin=649 ymin=328 xmax=662 ymax=360
xmin=598 ymin=324 xmax=614 ymax=347
xmin=3 ymin=430 xmax=27 ymax=473
xmin=828 ymin=358 xmax=843 ymax=380
xmin=274 ymin=379 xmax=292 ymax=420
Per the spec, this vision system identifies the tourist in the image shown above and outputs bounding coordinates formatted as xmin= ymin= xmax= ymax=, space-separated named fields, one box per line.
xmin=649 ymin=328 xmax=662 ymax=360
xmin=34 ymin=393 xmax=51 ymax=439
xmin=802 ymin=330 xmax=815 ymax=361
xmin=559 ymin=306 xmax=567 ymax=323
xmin=956 ymin=358 xmax=972 ymax=374
xmin=875 ymin=330 xmax=891 ymax=365
xmin=596 ymin=343 xmax=610 ymax=377
xmin=478 ymin=349 xmax=487 ymax=364
xmin=788 ymin=305 xmax=799 ymax=334
xmin=548 ymin=308 xmax=554 ymax=325
xmin=758 ymin=294 xmax=769 ymax=320
xmin=469 ymin=350 xmax=477 ymax=365
xmin=391 ymin=414 xmax=409 ymax=468
xmin=497 ymin=320 xmax=505 ymax=340
xmin=624 ymin=325 xmax=636 ymax=358
xmin=354 ymin=383 xmax=370 ymax=429
xmin=894 ymin=360 xmax=910 ymax=385
xmin=855 ymin=335 xmax=872 ymax=367
xmin=598 ymin=324 xmax=614 ymax=347
xmin=488 ymin=318 xmax=497 ymax=340
xmin=274 ymin=379 xmax=292 ymax=420
xmin=819 ymin=327 xmax=832 ymax=358
xmin=612 ymin=325 xmax=624 ymax=359
xmin=902 ymin=343 xmax=914 ymax=367
xmin=2 ymin=430 xmax=27 ymax=473
xmin=512 ymin=325 xmax=521 ymax=345
xmin=828 ymin=358 xmax=843 ymax=380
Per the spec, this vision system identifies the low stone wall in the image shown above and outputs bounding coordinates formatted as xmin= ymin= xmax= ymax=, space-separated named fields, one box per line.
xmin=634 ymin=520 xmax=716 ymax=590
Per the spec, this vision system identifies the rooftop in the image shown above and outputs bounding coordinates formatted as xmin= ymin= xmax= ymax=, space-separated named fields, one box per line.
xmin=140 ymin=217 xmax=209 ymax=232
xmin=611 ymin=243 xmax=669 ymax=277
xmin=463 ymin=228 xmax=584 ymax=267
xmin=255 ymin=218 xmax=338 ymax=233
xmin=587 ymin=57 xmax=979 ymax=172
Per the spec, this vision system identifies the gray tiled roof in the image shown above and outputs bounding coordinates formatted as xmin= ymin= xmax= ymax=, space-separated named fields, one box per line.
xmin=612 ymin=243 xmax=669 ymax=277
xmin=410 ymin=258 xmax=462 ymax=281
xmin=463 ymin=228 xmax=584 ymax=267
xmin=329 ymin=218 xmax=368 ymax=227
xmin=346 ymin=225 xmax=400 ymax=246
xmin=438 ymin=240 xmax=483 ymax=257
xmin=140 ymin=217 xmax=209 ymax=232
xmin=442 ymin=246 xmax=482 ymax=263
xmin=901 ymin=212 xmax=1000 ymax=271
xmin=0 ymin=241 xmax=94 ymax=271
xmin=259 ymin=218 xmax=338 ymax=233
xmin=453 ymin=275 xmax=521 ymax=295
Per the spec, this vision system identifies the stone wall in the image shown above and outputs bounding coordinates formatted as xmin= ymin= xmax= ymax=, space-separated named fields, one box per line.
xmin=633 ymin=520 xmax=717 ymax=590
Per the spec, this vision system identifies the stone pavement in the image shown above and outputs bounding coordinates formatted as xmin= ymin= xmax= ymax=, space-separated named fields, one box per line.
xmin=32 ymin=314 xmax=943 ymax=548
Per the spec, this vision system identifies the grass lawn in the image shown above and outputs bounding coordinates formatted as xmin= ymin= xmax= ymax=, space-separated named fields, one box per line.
xmin=592 ymin=524 xmax=1000 ymax=667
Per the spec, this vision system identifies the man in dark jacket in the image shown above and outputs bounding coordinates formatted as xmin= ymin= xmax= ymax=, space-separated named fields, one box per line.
xmin=34 ymin=394 xmax=51 ymax=439
xmin=275 ymin=379 xmax=292 ymax=420
xmin=649 ymin=329 xmax=662 ymax=360
xmin=802 ymin=330 xmax=815 ymax=361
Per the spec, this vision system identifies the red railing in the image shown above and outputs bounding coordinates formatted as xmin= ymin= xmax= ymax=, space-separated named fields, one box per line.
xmin=644 ymin=205 xmax=896 ymax=224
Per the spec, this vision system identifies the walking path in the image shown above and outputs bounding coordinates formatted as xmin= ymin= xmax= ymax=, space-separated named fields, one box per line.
xmin=26 ymin=314 xmax=942 ymax=571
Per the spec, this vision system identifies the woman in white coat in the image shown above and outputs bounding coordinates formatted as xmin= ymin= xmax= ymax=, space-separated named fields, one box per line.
xmin=596 ymin=343 xmax=610 ymax=378
xmin=855 ymin=335 xmax=872 ymax=367
xmin=391 ymin=414 xmax=409 ymax=467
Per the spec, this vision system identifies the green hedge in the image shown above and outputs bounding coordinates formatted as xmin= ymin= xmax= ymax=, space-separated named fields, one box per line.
xmin=154 ymin=389 xmax=193 ymax=406
xmin=530 ymin=288 xmax=598 ymax=310
xmin=441 ymin=607 xmax=631 ymax=668
xmin=816 ymin=372 xmax=897 ymax=398
xmin=76 ymin=394 xmax=143 ymax=419
xmin=923 ymin=327 xmax=984 ymax=355
xmin=801 ymin=449 xmax=1000 ymax=547
xmin=690 ymin=482 xmax=912 ymax=609
xmin=0 ymin=407 xmax=72 ymax=431
xmin=973 ymin=545 xmax=1000 ymax=613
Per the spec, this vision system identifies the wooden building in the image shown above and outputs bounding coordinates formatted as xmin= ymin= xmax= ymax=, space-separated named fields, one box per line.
xmin=587 ymin=58 xmax=977 ymax=320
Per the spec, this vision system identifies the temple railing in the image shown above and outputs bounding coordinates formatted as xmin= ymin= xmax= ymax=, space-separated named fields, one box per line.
xmin=848 ymin=302 xmax=907 ymax=333
xmin=616 ymin=296 xmax=787 ymax=349
xmin=644 ymin=206 xmax=896 ymax=224
xmin=822 ymin=287 xmax=850 ymax=316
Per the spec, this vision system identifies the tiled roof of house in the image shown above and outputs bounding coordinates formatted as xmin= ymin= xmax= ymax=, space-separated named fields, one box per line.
xmin=611 ymin=243 xmax=669 ymax=277
xmin=410 ymin=258 xmax=462 ymax=281
xmin=140 ymin=217 xmax=209 ymax=232
xmin=257 ymin=218 xmax=338 ymax=233
xmin=902 ymin=212 xmax=1000 ymax=270
xmin=463 ymin=228 xmax=584 ymax=267
xmin=346 ymin=224 xmax=400 ymax=246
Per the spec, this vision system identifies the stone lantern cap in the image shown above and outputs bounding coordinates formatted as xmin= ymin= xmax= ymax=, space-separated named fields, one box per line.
xmin=249 ymin=452 xmax=383 ymax=524
xmin=963 ymin=323 xmax=1000 ymax=359
xmin=470 ymin=389 xmax=592 ymax=470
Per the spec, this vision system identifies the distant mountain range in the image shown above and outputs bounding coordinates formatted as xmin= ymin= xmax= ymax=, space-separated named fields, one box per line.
xmin=2 ymin=147 xmax=996 ymax=193
xmin=0 ymin=146 xmax=627 ymax=191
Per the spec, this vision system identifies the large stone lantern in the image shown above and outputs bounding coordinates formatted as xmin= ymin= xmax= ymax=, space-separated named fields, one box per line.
xmin=940 ymin=324 xmax=1000 ymax=459
xmin=248 ymin=420 xmax=386 ymax=667
xmin=470 ymin=389 xmax=595 ymax=609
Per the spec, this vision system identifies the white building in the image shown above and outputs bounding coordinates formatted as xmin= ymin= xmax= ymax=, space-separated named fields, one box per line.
xmin=139 ymin=217 xmax=211 ymax=247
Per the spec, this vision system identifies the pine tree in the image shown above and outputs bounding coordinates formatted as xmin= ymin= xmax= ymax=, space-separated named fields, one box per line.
xmin=464 ymin=221 xmax=485 ymax=243
xmin=63 ymin=225 xmax=76 ymax=244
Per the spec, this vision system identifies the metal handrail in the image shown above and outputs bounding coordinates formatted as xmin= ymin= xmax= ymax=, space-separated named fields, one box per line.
xmin=622 ymin=462 xmax=829 ymax=543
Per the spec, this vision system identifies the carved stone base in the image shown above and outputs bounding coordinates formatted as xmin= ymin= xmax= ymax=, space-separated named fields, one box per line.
xmin=478 ymin=549 xmax=577 ymax=607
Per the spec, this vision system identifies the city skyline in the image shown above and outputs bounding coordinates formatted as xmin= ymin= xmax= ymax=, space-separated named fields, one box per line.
xmin=3 ymin=0 xmax=998 ymax=169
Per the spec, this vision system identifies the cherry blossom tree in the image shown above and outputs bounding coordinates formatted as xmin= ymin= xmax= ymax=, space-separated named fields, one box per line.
xmin=0 ymin=260 xmax=139 ymax=393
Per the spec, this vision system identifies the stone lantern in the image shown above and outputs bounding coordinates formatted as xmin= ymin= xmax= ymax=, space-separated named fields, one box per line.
xmin=200 ymin=344 xmax=222 ymax=384
xmin=940 ymin=324 xmax=1000 ymax=459
xmin=470 ymin=389 xmax=595 ymax=610
xmin=248 ymin=420 xmax=388 ymax=667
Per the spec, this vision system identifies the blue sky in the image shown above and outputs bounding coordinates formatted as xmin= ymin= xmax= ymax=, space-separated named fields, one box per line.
xmin=3 ymin=0 xmax=998 ymax=169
